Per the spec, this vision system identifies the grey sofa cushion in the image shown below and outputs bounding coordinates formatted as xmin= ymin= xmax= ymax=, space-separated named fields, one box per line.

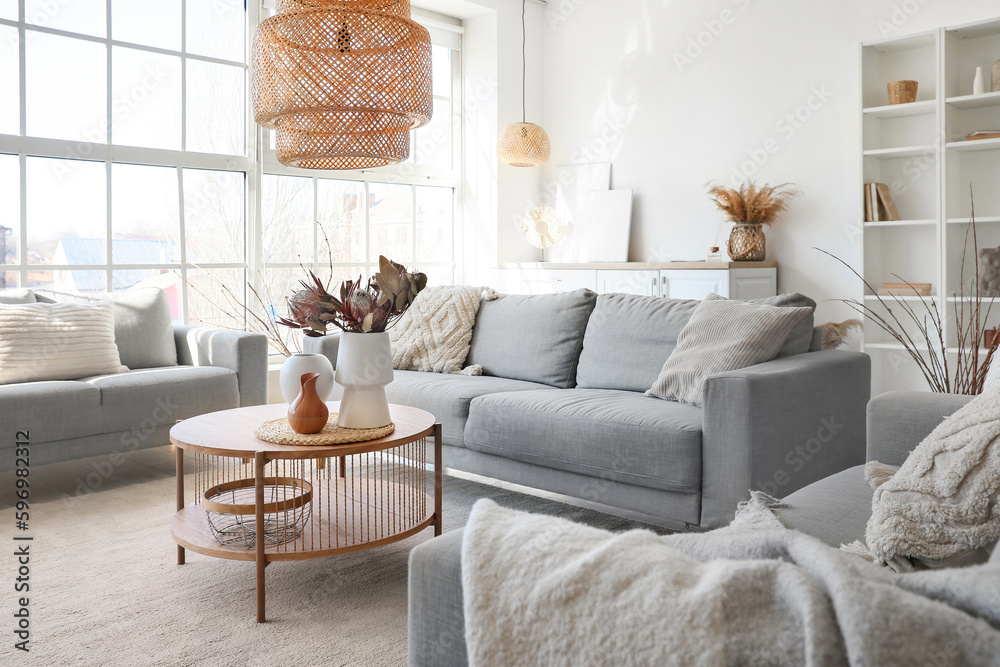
xmin=757 ymin=293 xmax=817 ymax=357
xmin=0 ymin=380 xmax=104 ymax=443
xmin=384 ymin=371 xmax=555 ymax=447
xmin=647 ymin=295 xmax=812 ymax=406
xmin=577 ymin=292 xmax=817 ymax=393
xmin=577 ymin=294 xmax=701 ymax=392
xmin=464 ymin=388 xmax=703 ymax=494
xmin=82 ymin=365 xmax=239 ymax=434
xmin=0 ymin=288 xmax=37 ymax=304
xmin=773 ymin=465 xmax=872 ymax=548
xmin=35 ymin=288 xmax=178 ymax=370
xmin=465 ymin=289 xmax=597 ymax=388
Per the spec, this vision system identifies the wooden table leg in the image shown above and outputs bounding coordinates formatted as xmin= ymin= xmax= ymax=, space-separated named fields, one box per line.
xmin=176 ymin=445 xmax=185 ymax=565
xmin=255 ymin=452 xmax=267 ymax=623
xmin=338 ymin=455 xmax=346 ymax=478
xmin=434 ymin=424 xmax=442 ymax=537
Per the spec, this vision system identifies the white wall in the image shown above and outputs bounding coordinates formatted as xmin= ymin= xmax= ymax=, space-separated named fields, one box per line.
xmin=417 ymin=0 xmax=546 ymax=284
xmin=533 ymin=0 xmax=1000 ymax=323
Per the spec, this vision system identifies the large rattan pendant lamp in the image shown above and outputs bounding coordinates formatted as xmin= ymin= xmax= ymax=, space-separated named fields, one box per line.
xmin=497 ymin=0 xmax=550 ymax=167
xmin=252 ymin=0 xmax=433 ymax=170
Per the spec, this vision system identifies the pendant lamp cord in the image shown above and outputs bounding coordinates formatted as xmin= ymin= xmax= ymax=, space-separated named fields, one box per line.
xmin=521 ymin=0 xmax=526 ymax=123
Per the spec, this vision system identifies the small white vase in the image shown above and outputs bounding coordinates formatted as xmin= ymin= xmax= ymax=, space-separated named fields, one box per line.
xmin=279 ymin=352 xmax=335 ymax=404
xmin=974 ymin=66 xmax=986 ymax=95
xmin=335 ymin=331 xmax=393 ymax=429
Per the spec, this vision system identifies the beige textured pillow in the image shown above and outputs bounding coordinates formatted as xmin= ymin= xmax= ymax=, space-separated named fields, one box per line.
xmin=0 ymin=302 xmax=126 ymax=384
xmin=390 ymin=286 xmax=491 ymax=374
xmin=646 ymin=294 xmax=811 ymax=406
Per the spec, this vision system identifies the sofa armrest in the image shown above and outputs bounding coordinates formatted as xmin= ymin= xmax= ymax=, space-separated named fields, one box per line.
xmin=408 ymin=529 xmax=469 ymax=667
xmin=302 ymin=333 xmax=341 ymax=369
xmin=866 ymin=391 xmax=973 ymax=467
xmin=700 ymin=350 xmax=870 ymax=528
xmin=173 ymin=325 xmax=268 ymax=407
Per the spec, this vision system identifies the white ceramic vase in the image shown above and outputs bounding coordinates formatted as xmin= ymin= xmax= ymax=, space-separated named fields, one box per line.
xmin=974 ymin=66 xmax=986 ymax=95
xmin=279 ymin=352 xmax=335 ymax=404
xmin=335 ymin=331 xmax=393 ymax=429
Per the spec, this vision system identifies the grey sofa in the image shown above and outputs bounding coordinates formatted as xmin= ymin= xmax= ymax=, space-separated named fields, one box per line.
xmin=0 ymin=288 xmax=267 ymax=470
xmin=305 ymin=288 xmax=871 ymax=530
xmin=407 ymin=390 xmax=983 ymax=667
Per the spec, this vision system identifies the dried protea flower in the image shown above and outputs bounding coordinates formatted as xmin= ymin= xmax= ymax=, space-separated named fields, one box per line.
xmin=276 ymin=257 xmax=427 ymax=335
xmin=376 ymin=255 xmax=428 ymax=313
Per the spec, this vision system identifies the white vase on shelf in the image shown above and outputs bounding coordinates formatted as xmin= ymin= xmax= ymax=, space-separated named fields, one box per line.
xmin=335 ymin=332 xmax=393 ymax=429
xmin=278 ymin=352 xmax=335 ymax=404
xmin=974 ymin=66 xmax=986 ymax=95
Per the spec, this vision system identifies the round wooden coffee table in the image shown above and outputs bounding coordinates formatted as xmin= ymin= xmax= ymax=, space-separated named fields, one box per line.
xmin=169 ymin=402 xmax=441 ymax=622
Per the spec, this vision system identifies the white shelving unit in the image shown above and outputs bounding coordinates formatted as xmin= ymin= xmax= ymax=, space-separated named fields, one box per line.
xmin=861 ymin=17 xmax=1000 ymax=395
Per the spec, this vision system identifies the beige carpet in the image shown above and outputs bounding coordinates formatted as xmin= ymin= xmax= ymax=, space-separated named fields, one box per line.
xmin=5 ymin=454 xmax=657 ymax=667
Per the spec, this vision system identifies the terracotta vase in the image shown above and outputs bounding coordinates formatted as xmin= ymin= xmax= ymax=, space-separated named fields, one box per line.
xmin=287 ymin=373 xmax=329 ymax=434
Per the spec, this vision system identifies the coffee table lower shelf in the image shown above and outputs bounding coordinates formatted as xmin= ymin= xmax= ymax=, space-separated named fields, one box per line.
xmin=172 ymin=477 xmax=437 ymax=561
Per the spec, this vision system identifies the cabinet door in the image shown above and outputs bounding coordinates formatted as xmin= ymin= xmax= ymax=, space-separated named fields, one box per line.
xmin=520 ymin=269 xmax=598 ymax=294
xmin=597 ymin=270 xmax=660 ymax=296
xmin=728 ymin=268 xmax=777 ymax=300
xmin=659 ymin=270 xmax=729 ymax=300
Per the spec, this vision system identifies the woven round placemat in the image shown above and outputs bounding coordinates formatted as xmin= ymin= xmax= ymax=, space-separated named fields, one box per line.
xmin=255 ymin=415 xmax=395 ymax=446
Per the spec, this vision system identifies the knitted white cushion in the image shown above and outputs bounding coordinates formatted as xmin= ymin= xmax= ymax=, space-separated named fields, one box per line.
xmin=390 ymin=286 xmax=495 ymax=374
xmin=847 ymin=386 xmax=1000 ymax=571
xmin=646 ymin=294 xmax=812 ymax=406
xmin=0 ymin=302 xmax=127 ymax=384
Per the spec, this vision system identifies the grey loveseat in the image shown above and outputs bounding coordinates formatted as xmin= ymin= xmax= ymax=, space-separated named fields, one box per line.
xmin=305 ymin=288 xmax=871 ymax=530
xmin=0 ymin=288 xmax=267 ymax=470
xmin=407 ymin=390 xmax=985 ymax=667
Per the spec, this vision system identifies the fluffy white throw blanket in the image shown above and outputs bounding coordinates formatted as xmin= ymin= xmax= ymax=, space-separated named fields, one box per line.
xmin=462 ymin=497 xmax=1000 ymax=666
xmin=389 ymin=286 xmax=498 ymax=374
xmin=844 ymin=387 xmax=1000 ymax=572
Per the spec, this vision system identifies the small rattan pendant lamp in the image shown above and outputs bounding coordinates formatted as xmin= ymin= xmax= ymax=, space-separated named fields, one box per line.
xmin=252 ymin=0 xmax=433 ymax=170
xmin=497 ymin=0 xmax=550 ymax=167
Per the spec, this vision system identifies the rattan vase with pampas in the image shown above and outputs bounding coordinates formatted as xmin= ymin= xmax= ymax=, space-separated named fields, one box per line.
xmin=707 ymin=181 xmax=798 ymax=262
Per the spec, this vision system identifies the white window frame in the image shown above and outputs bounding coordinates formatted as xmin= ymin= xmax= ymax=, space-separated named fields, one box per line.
xmin=1 ymin=1 xmax=465 ymax=327
xmin=257 ymin=14 xmax=464 ymax=295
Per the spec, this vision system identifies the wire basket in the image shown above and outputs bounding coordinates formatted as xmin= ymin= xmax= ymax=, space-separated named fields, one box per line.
xmin=202 ymin=476 xmax=313 ymax=549
xmin=887 ymin=80 xmax=918 ymax=105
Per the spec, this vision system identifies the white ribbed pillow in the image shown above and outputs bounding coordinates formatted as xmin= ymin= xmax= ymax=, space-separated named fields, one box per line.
xmin=646 ymin=294 xmax=812 ymax=406
xmin=0 ymin=302 xmax=127 ymax=384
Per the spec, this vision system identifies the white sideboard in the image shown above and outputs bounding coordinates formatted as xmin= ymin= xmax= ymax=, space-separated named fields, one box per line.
xmin=495 ymin=262 xmax=778 ymax=300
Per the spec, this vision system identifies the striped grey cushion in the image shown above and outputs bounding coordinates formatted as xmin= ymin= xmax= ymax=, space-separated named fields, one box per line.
xmin=646 ymin=294 xmax=812 ymax=406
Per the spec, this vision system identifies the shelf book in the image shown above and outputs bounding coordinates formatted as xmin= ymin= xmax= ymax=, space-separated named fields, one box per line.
xmin=877 ymin=282 xmax=932 ymax=297
xmin=864 ymin=183 xmax=901 ymax=222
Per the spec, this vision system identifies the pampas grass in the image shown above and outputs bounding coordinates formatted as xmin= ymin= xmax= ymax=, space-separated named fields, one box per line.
xmin=707 ymin=181 xmax=798 ymax=225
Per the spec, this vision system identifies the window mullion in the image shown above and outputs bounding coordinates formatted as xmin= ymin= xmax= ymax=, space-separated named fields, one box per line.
xmin=105 ymin=0 xmax=112 ymax=292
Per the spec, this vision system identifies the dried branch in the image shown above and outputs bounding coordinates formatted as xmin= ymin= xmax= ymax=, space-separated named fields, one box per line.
xmin=817 ymin=188 xmax=997 ymax=394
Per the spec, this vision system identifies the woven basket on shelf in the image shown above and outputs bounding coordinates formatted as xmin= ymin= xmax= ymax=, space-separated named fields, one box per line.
xmin=887 ymin=80 xmax=918 ymax=105
xmin=727 ymin=223 xmax=766 ymax=262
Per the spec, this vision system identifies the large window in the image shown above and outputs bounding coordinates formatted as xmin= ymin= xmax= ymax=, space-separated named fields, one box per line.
xmin=0 ymin=2 xmax=462 ymax=334
xmin=260 ymin=24 xmax=462 ymax=314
